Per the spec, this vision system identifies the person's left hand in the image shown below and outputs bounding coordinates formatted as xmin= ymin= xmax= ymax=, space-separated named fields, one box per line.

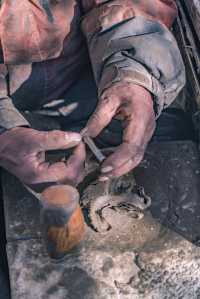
xmin=83 ymin=82 xmax=156 ymax=179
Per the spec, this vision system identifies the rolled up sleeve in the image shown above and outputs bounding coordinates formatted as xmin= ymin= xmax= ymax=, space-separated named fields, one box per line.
xmin=0 ymin=64 xmax=29 ymax=132
xmin=81 ymin=0 xmax=186 ymax=117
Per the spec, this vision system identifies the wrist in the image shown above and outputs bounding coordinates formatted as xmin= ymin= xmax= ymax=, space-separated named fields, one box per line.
xmin=106 ymin=81 xmax=154 ymax=113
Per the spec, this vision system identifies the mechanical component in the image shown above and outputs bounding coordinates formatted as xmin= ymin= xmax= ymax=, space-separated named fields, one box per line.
xmin=81 ymin=174 xmax=151 ymax=233
xmin=26 ymin=184 xmax=85 ymax=260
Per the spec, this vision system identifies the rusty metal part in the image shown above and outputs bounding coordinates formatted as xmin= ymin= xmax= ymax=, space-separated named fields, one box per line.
xmin=26 ymin=184 xmax=85 ymax=260
xmin=41 ymin=185 xmax=85 ymax=260
xmin=87 ymin=189 xmax=151 ymax=233
xmin=81 ymin=173 xmax=152 ymax=233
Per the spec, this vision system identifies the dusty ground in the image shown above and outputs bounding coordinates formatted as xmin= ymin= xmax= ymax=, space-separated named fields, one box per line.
xmin=2 ymin=140 xmax=200 ymax=299
xmin=6 ymin=224 xmax=200 ymax=299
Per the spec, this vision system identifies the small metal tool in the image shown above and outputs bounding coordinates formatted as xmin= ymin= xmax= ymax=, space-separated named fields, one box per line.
xmin=83 ymin=136 xmax=106 ymax=163
xmin=24 ymin=184 xmax=42 ymax=201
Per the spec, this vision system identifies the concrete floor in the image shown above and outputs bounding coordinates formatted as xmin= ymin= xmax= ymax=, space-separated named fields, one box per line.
xmin=2 ymin=141 xmax=200 ymax=299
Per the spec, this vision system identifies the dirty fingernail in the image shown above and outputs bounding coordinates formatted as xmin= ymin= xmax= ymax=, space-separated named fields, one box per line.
xmin=101 ymin=166 xmax=113 ymax=173
xmin=99 ymin=176 xmax=109 ymax=182
xmin=66 ymin=133 xmax=82 ymax=143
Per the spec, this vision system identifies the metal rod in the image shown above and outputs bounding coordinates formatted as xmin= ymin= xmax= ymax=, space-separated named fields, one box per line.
xmin=83 ymin=136 xmax=106 ymax=163
xmin=24 ymin=184 xmax=42 ymax=201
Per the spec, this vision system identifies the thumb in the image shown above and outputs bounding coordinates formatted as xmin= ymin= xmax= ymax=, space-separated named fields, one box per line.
xmin=82 ymin=94 xmax=119 ymax=138
xmin=37 ymin=130 xmax=82 ymax=151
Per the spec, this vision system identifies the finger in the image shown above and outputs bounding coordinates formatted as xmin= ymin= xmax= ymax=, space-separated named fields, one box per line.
xmin=122 ymin=94 xmax=155 ymax=147
xmin=100 ymin=130 xmax=146 ymax=178
xmin=36 ymin=130 xmax=82 ymax=151
xmin=34 ymin=143 xmax=86 ymax=185
xmin=64 ymin=142 xmax=86 ymax=185
xmin=100 ymin=102 xmax=154 ymax=176
xmin=101 ymin=143 xmax=144 ymax=174
xmin=83 ymin=94 xmax=120 ymax=138
xmin=100 ymin=153 xmax=143 ymax=180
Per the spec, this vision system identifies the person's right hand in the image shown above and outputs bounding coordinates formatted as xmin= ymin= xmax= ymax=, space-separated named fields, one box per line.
xmin=0 ymin=127 xmax=86 ymax=185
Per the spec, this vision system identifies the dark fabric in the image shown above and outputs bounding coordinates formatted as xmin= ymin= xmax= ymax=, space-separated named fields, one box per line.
xmin=58 ymin=70 xmax=194 ymax=145
xmin=12 ymin=66 xmax=195 ymax=146
xmin=82 ymin=16 xmax=186 ymax=117
xmin=0 ymin=65 xmax=29 ymax=130
xmin=0 ymin=0 xmax=177 ymax=64
xmin=0 ymin=181 xmax=10 ymax=299
xmin=0 ymin=0 xmax=185 ymax=132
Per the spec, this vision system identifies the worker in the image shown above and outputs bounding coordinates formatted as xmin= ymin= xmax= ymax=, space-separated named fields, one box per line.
xmin=0 ymin=0 xmax=185 ymax=186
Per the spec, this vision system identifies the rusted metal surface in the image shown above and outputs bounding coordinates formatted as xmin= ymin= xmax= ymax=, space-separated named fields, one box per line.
xmin=40 ymin=185 xmax=85 ymax=260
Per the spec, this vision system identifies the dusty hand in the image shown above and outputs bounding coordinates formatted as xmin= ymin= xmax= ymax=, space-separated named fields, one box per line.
xmin=83 ymin=83 xmax=156 ymax=179
xmin=0 ymin=127 xmax=86 ymax=185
